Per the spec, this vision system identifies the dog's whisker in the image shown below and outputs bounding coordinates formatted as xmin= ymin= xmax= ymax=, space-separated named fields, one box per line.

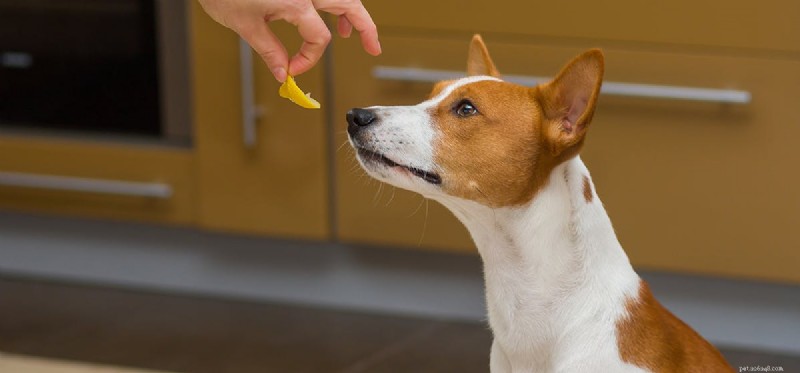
xmin=384 ymin=186 xmax=397 ymax=207
xmin=373 ymin=182 xmax=384 ymax=206
xmin=336 ymin=140 xmax=351 ymax=153
xmin=417 ymin=198 xmax=430 ymax=246
xmin=407 ymin=194 xmax=426 ymax=218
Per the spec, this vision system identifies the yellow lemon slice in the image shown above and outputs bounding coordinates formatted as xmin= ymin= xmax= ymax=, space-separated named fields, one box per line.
xmin=279 ymin=75 xmax=321 ymax=109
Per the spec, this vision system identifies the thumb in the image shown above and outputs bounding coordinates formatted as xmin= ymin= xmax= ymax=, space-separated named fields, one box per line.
xmin=241 ymin=24 xmax=289 ymax=82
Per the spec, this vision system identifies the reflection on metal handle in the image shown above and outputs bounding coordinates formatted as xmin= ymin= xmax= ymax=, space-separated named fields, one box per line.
xmin=0 ymin=171 xmax=172 ymax=199
xmin=240 ymin=38 xmax=259 ymax=147
xmin=372 ymin=66 xmax=751 ymax=104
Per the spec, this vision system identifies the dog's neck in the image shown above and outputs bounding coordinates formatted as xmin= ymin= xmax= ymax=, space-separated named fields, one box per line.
xmin=435 ymin=156 xmax=641 ymax=367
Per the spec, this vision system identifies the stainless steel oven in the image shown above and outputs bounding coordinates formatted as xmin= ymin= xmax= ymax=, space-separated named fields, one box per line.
xmin=0 ymin=0 xmax=190 ymax=143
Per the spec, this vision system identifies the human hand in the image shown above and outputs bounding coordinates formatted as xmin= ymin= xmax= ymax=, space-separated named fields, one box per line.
xmin=197 ymin=0 xmax=381 ymax=82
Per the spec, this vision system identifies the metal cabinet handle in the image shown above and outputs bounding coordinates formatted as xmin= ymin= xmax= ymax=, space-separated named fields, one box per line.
xmin=239 ymin=38 xmax=263 ymax=148
xmin=0 ymin=171 xmax=172 ymax=199
xmin=372 ymin=66 xmax=751 ymax=104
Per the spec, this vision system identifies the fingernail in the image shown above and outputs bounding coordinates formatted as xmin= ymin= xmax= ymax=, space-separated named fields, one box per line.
xmin=273 ymin=67 xmax=287 ymax=82
xmin=376 ymin=39 xmax=382 ymax=55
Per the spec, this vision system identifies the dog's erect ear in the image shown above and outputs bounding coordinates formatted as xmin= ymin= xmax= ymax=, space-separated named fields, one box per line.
xmin=467 ymin=34 xmax=500 ymax=77
xmin=537 ymin=49 xmax=604 ymax=156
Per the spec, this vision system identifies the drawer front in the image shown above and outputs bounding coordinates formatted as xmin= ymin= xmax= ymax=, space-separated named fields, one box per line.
xmin=333 ymin=34 xmax=800 ymax=283
xmin=366 ymin=0 xmax=800 ymax=54
xmin=0 ymin=136 xmax=194 ymax=223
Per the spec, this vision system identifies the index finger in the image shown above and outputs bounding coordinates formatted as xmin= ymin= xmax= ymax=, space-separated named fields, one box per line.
xmin=313 ymin=0 xmax=381 ymax=56
xmin=338 ymin=2 xmax=381 ymax=55
xmin=287 ymin=10 xmax=331 ymax=76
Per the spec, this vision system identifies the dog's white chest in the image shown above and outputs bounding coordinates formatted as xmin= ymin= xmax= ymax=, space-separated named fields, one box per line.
xmin=444 ymin=159 xmax=648 ymax=373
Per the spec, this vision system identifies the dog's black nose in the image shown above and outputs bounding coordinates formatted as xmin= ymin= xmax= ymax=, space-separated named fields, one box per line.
xmin=346 ymin=108 xmax=376 ymax=133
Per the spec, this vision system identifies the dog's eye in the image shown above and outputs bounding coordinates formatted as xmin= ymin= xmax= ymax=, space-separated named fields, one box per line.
xmin=454 ymin=100 xmax=478 ymax=117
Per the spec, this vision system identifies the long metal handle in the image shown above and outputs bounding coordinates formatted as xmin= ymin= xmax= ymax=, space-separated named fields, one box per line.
xmin=239 ymin=38 xmax=259 ymax=147
xmin=372 ymin=66 xmax=751 ymax=104
xmin=0 ymin=171 xmax=172 ymax=199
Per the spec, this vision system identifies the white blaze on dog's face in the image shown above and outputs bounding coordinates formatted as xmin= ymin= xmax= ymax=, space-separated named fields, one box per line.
xmin=347 ymin=35 xmax=604 ymax=207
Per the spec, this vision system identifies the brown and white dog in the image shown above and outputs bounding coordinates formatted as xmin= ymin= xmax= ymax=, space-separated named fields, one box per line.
xmin=346 ymin=35 xmax=733 ymax=372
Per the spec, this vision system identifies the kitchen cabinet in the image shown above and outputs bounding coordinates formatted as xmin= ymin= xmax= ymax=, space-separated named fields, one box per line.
xmin=0 ymin=2 xmax=331 ymax=241
xmin=1 ymin=0 xmax=796 ymax=283
xmin=0 ymin=0 xmax=195 ymax=224
xmin=331 ymin=2 xmax=800 ymax=282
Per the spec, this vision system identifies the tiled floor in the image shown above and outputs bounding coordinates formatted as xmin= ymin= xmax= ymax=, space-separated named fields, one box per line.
xmin=0 ymin=276 xmax=797 ymax=373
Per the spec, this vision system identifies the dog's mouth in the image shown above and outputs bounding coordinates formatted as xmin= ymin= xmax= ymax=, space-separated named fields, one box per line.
xmin=356 ymin=147 xmax=442 ymax=185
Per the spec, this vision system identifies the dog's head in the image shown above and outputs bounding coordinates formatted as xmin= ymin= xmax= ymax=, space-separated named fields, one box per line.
xmin=347 ymin=35 xmax=604 ymax=208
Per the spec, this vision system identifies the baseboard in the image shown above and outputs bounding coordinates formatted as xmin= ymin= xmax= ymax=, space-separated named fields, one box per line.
xmin=0 ymin=211 xmax=797 ymax=355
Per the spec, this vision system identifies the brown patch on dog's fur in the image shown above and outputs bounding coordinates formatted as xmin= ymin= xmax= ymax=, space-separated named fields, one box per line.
xmin=430 ymin=39 xmax=605 ymax=207
xmin=432 ymin=80 xmax=557 ymax=206
xmin=583 ymin=176 xmax=593 ymax=202
xmin=616 ymin=280 xmax=733 ymax=372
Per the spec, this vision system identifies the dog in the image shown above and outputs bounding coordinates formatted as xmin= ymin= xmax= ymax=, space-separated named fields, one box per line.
xmin=345 ymin=35 xmax=733 ymax=372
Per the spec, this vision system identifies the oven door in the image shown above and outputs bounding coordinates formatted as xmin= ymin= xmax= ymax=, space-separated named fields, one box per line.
xmin=0 ymin=0 xmax=161 ymax=136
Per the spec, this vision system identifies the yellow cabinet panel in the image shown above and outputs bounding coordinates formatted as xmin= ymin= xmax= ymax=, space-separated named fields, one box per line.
xmin=0 ymin=136 xmax=194 ymax=223
xmin=333 ymin=34 xmax=800 ymax=283
xmin=367 ymin=0 xmax=800 ymax=54
xmin=190 ymin=2 xmax=330 ymax=239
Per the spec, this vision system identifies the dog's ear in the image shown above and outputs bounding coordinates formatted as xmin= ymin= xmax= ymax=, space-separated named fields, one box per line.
xmin=537 ymin=49 xmax=604 ymax=156
xmin=467 ymin=34 xmax=500 ymax=77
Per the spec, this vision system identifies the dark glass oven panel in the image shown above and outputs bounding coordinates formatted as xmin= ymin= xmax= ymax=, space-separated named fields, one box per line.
xmin=0 ymin=0 xmax=161 ymax=137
